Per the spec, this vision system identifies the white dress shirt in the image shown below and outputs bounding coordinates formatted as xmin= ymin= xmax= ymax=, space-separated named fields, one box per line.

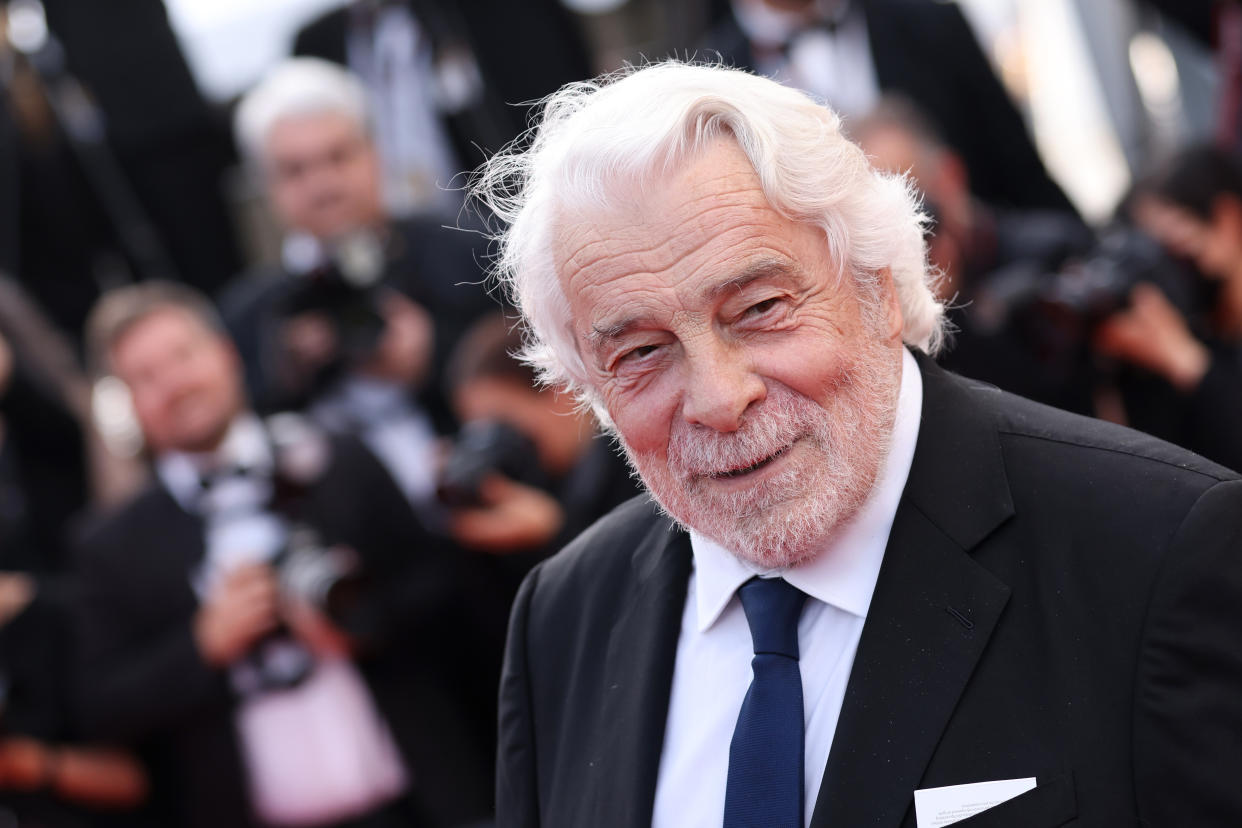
xmin=652 ymin=347 xmax=923 ymax=828
xmin=309 ymin=374 xmax=441 ymax=511
xmin=348 ymin=4 xmax=467 ymax=218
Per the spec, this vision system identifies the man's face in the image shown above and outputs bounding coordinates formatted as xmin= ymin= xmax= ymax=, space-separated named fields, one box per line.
xmin=555 ymin=139 xmax=905 ymax=568
xmin=263 ymin=111 xmax=384 ymax=241
xmin=111 ymin=307 xmax=244 ymax=455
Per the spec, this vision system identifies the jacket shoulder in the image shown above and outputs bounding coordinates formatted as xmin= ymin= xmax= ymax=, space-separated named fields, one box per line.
xmin=533 ymin=493 xmax=667 ymax=595
xmin=74 ymin=484 xmax=180 ymax=555
xmin=979 ymin=379 xmax=1239 ymax=484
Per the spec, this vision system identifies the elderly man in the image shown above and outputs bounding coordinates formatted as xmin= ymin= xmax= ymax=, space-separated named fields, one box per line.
xmin=473 ymin=63 xmax=1242 ymax=827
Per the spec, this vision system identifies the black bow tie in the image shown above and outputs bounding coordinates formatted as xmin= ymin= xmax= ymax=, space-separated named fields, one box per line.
xmin=197 ymin=464 xmax=260 ymax=492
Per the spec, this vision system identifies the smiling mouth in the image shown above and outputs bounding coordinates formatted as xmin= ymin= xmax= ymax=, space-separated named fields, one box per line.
xmin=710 ymin=444 xmax=793 ymax=480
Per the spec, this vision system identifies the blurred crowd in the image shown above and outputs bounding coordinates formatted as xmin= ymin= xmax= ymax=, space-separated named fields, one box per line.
xmin=0 ymin=0 xmax=1235 ymax=826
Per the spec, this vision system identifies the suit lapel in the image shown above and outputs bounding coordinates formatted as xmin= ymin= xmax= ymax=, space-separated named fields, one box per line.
xmin=590 ymin=517 xmax=692 ymax=828
xmin=811 ymin=356 xmax=1016 ymax=828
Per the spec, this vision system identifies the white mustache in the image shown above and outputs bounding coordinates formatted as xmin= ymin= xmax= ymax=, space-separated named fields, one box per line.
xmin=668 ymin=386 xmax=817 ymax=478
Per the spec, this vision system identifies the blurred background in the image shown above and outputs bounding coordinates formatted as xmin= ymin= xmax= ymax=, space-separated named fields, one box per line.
xmin=163 ymin=0 xmax=1220 ymax=222
xmin=0 ymin=1 xmax=1238 ymax=827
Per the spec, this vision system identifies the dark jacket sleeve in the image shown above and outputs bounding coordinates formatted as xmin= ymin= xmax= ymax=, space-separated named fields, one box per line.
xmin=72 ymin=531 xmax=228 ymax=743
xmin=1133 ymin=478 xmax=1242 ymax=824
xmin=1184 ymin=349 xmax=1242 ymax=473
xmin=495 ymin=562 xmax=544 ymax=828
xmin=934 ymin=2 xmax=1071 ymax=213
xmin=869 ymin=0 xmax=1074 ymax=213
xmin=317 ymin=436 xmax=467 ymax=647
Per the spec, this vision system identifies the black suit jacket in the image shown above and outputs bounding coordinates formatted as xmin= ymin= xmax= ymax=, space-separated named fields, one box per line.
xmin=497 ymin=355 xmax=1242 ymax=827
xmin=73 ymin=435 xmax=495 ymax=828
xmin=704 ymin=0 xmax=1073 ymax=213
xmin=293 ymin=0 xmax=591 ymax=169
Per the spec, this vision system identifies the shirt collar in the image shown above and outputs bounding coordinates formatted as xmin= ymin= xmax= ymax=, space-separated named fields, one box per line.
xmin=690 ymin=347 xmax=923 ymax=631
xmin=280 ymin=232 xmax=329 ymax=275
xmin=157 ymin=413 xmax=274 ymax=510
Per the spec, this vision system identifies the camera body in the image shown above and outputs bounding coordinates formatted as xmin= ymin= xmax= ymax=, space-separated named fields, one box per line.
xmin=278 ymin=231 xmax=391 ymax=390
xmin=217 ymin=416 xmax=368 ymax=694
xmin=970 ymin=227 xmax=1196 ymax=357
xmin=437 ymin=420 xmax=547 ymax=508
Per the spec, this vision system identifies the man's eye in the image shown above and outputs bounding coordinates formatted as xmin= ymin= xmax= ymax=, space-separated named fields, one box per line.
xmin=276 ymin=161 xmax=304 ymax=181
xmin=745 ymin=298 xmax=781 ymax=317
xmin=611 ymin=344 xmax=664 ymax=372
xmin=620 ymin=344 xmax=660 ymax=363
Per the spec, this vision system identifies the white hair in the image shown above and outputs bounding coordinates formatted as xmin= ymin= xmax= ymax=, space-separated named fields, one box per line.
xmin=471 ymin=60 xmax=945 ymax=406
xmin=234 ymin=57 xmax=371 ymax=167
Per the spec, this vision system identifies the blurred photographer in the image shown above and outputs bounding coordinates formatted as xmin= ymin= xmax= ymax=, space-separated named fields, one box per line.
xmin=442 ymin=314 xmax=641 ymax=600
xmin=222 ymin=58 xmax=495 ymax=516
xmin=1092 ymin=144 xmax=1242 ymax=470
xmin=73 ymin=282 xmax=493 ymax=828
xmin=852 ymin=97 xmax=1098 ymax=414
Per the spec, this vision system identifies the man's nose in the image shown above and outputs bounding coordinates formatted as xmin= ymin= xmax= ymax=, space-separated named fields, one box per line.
xmin=681 ymin=341 xmax=765 ymax=432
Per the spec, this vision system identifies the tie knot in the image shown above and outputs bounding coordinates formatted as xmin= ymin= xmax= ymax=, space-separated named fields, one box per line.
xmin=198 ymin=465 xmax=256 ymax=491
xmin=738 ymin=577 xmax=806 ymax=659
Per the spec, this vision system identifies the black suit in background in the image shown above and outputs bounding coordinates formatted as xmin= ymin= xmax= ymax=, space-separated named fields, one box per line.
xmin=11 ymin=0 xmax=242 ymax=326
xmin=703 ymin=0 xmax=1074 ymax=214
xmin=72 ymin=435 xmax=495 ymax=828
xmin=498 ymin=354 xmax=1242 ymax=827
xmin=293 ymin=0 xmax=592 ymax=171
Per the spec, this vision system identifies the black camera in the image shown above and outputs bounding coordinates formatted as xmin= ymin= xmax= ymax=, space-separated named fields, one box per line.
xmin=231 ymin=524 xmax=367 ymax=695
xmin=226 ymin=416 xmax=369 ymax=693
xmin=437 ymin=420 xmax=547 ymax=509
xmin=969 ymin=227 xmax=1196 ymax=356
xmin=266 ymin=415 xmax=366 ymax=627
xmin=276 ymin=525 xmax=366 ymax=628
xmin=282 ymin=231 xmax=390 ymax=368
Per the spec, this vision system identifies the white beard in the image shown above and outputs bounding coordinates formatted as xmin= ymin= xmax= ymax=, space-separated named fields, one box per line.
xmin=619 ymin=336 xmax=901 ymax=570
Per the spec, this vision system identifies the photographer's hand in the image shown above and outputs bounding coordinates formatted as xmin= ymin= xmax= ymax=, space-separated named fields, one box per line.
xmin=450 ymin=474 xmax=564 ymax=554
xmin=0 ymin=572 xmax=34 ymax=628
xmin=283 ymin=597 xmax=355 ymax=659
xmin=1095 ymin=283 xmax=1211 ymax=391
xmin=361 ymin=292 xmax=434 ymax=387
xmin=278 ymin=312 xmax=340 ymax=393
xmin=193 ymin=564 xmax=280 ymax=667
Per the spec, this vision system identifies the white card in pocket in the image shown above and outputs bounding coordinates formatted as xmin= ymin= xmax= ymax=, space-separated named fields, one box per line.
xmin=914 ymin=777 xmax=1037 ymax=827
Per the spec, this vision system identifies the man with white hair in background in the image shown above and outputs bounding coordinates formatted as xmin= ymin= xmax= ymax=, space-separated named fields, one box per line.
xmin=225 ymin=57 xmax=493 ymax=516
xmin=474 ymin=62 xmax=1242 ymax=827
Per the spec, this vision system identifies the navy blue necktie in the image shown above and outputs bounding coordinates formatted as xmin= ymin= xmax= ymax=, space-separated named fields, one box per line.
xmin=724 ymin=576 xmax=808 ymax=828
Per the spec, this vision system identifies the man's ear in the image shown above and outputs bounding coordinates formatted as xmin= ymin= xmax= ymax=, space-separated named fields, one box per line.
xmin=876 ymin=267 xmax=905 ymax=343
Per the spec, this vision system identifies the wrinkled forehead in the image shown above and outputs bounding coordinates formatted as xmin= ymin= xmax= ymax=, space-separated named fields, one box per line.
xmin=111 ymin=306 xmax=216 ymax=373
xmin=263 ymin=110 xmax=368 ymax=162
xmin=549 ymin=139 xmax=784 ymax=293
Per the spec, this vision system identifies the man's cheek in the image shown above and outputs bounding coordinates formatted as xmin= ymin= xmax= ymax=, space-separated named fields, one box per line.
xmin=614 ymin=410 xmax=668 ymax=461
